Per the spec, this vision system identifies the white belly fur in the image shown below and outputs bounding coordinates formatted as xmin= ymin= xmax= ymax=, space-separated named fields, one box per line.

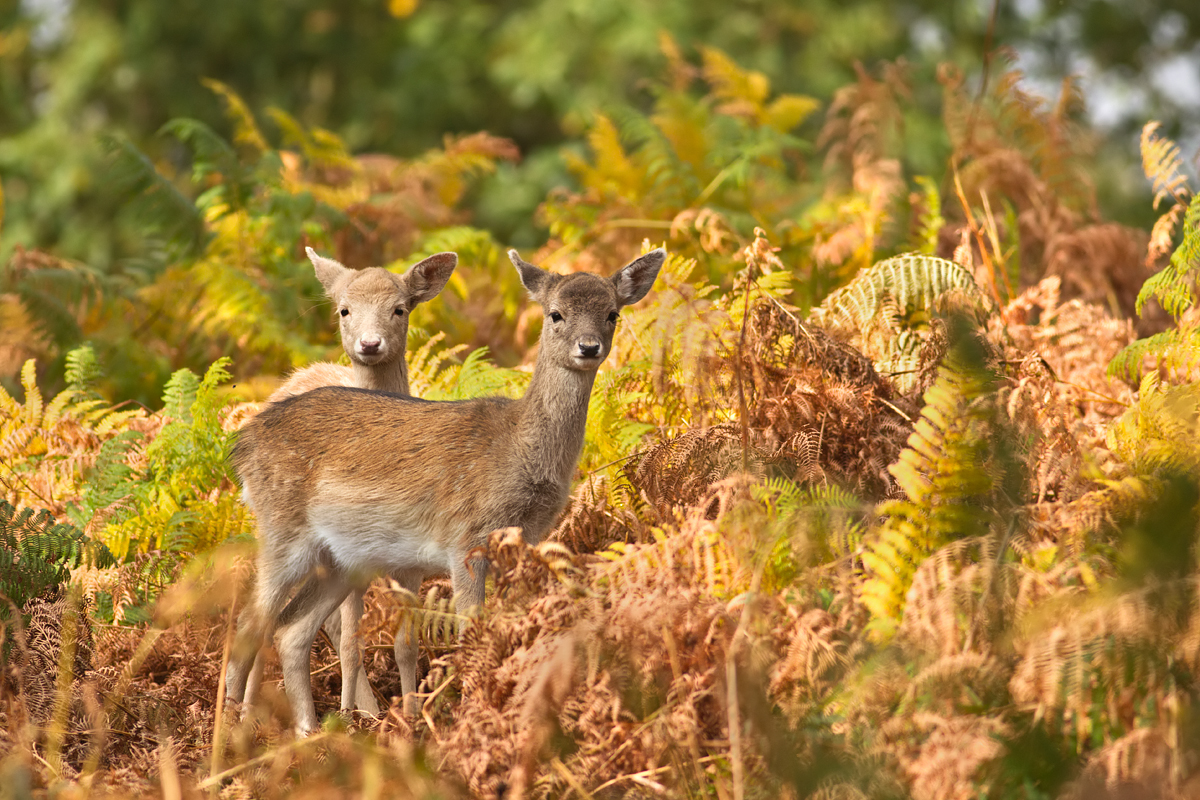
xmin=309 ymin=506 xmax=452 ymax=575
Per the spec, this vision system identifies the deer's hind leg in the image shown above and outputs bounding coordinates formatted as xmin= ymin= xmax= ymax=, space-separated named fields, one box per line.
xmin=275 ymin=572 xmax=354 ymax=735
xmin=226 ymin=553 xmax=303 ymax=707
xmin=389 ymin=570 xmax=423 ymax=716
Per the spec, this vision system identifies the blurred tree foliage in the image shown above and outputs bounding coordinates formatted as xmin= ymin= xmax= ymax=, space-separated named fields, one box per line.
xmin=4 ymin=0 xmax=1197 ymax=259
xmin=1 ymin=0 xmax=1198 ymax=401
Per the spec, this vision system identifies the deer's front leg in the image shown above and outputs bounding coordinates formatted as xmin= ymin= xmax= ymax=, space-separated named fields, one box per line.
xmin=277 ymin=575 xmax=353 ymax=735
xmin=335 ymin=587 xmax=380 ymax=714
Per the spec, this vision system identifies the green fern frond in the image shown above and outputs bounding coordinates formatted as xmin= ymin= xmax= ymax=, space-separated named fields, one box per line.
xmin=911 ymin=176 xmax=945 ymax=256
xmin=63 ymin=344 xmax=100 ymax=394
xmin=158 ymin=118 xmax=260 ymax=210
xmin=1139 ymin=193 xmax=1200 ymax=319
xmin=67 ymin=429 xmax=142 ymax=530
xmin=101 ymin=134 xmax=207 ymax=257
xmin=159 ymin=117 xmax=240 ymax=181
xmin=101 ymin=358 xmax=236 ymax=560
xmin=581 ymin=362 xmax=656 ymax=476
xmin=859 ymin=351 xmax=996 ymax=642
xmin=0 ymin=501 xmax=115 ymax=609
xmin=160 ymin=367 xmax=201 ymax=420
xmin=1105 ymin=375 xmax=1200 ymax=476
xmin=421 ymin=347 xmax=526 ymax=402
xmin=1109 ymin=194 xmax=1200 ymax=381
xmin=1108 ymin=328 xmax=1200 ymax=383
xmin=810 ymin=253 xmax=983 ymax=336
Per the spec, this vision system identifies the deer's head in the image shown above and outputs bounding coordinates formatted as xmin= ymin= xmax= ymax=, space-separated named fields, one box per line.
xmin=308 ymin=248 xmax=457 ymax=368
xmin=508 ymin=248 xmax=664 ymax=372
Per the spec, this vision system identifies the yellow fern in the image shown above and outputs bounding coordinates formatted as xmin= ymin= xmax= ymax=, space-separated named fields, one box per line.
xmin=859 ymin=352 xmax=996 ymax=642
xmin=1141 ymin=121 xmax=1190 ymax=210
xmin=202 ymin=78 xmax=269 ymax=154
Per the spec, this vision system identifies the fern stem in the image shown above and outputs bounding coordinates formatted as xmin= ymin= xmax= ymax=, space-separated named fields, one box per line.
xmin=196 ymin=732 xmax=335 ymax=790
xmin=0 ymin=461 xmax=56 ymax=508
xmin=876 ymin=396 xmax=913 ymax=423
xmin=951 ymin=165 xmax=1003 ymax=305
xmin=210 ymin=580 xmax=240 ymax=783
xmin=598 ymin=218 xmax=674 ymax=230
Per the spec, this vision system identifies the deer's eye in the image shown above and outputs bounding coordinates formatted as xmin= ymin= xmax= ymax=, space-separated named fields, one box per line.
xmin=549 ymin=311 xmax=563 ymax=323
xmin=339 ymin=308 xmax=349 ymax=317
xmin=607 ymin=311 xmax=619 ymax=323
xmin=394 ymin=307 xmax=405 ymax=316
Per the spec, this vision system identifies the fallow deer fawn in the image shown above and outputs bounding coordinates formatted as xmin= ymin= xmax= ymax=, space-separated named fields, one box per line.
xmin=250 ymin=247 xmax=456 ymax=716
xmin=271 ymin=247 xmax=457 ymax=400
xmin=226 ymin=247 xmax=664 ymax=733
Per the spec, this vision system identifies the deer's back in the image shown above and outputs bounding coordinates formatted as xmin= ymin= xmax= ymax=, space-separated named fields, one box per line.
xmin=268 ymin=362 xmax=354 ymax=403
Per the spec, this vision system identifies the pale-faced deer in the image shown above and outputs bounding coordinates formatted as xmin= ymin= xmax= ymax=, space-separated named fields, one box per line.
xmin=252 ymin=247 xmax=456 ymax=715
xmin=271 ymin=247 xmax=458 ymax=400
xmin=225 ymin=247 xmax=664 ymax=733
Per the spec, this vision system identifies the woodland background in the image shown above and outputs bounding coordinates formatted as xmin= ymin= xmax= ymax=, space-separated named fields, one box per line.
xmin=4 ymin=0 xmax=1200 ymax=798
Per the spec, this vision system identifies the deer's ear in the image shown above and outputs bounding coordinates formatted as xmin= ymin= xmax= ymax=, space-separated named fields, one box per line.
xmin=509 ymin=250 xmax=553 ymax=301
xmin=307 ymin=247 xmax=352 ymax=297
xmin=403 ymin=252 xmax=458 ymax=305
xmin=611 ymin=248 xmax=665 ymax=306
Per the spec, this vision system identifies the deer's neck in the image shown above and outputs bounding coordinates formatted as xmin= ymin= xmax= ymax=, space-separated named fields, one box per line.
xmin=514 ymin=362 xmax=597 ymax=486
xmin=352 ymin=359 xmax=409 ymax=396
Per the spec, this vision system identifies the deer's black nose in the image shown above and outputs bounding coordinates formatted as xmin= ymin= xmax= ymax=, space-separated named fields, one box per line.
xmin=579 ymin=343 xmax=601 ymax=359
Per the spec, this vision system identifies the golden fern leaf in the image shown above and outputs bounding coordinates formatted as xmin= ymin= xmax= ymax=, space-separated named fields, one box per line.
xmin=1010 ymin=588 xmax=1172 ymax=746
xmin=598 ymin=519 xmax=741 ymax=600
xmin=1147 ymin=199 xmax=1186 ymax=267
xmin=201 ymin=78 xmax=268 ymax=154
xmin=1104 ymin=375 xmax=1200 ymax=474
xmin=566 ymin=114 xmax=643 ymax=201
xmin=1109 ymin=196 xmax=1200 ymax=381
xmin=94 ymin=407 xmax=144 ymax=435
xmin=185 ymin=493 xmax=253 ymax=552
xmin=387 ymin=580 xmax=469 ymax=651
xmin=808 ymin=254 xmax=986 ymax=393
xmin=267 ymin=107 xmax=359 ymax=174
xmin=761 ymin=94 xmax=820 ymax=134
xmin=700 ymin=46 xmax=769 ymax=114
xmin=41 ymin=387 xmax=76 ymax=429
xmin=898 ymin=651 xmax=1009 ymax=712
xmin=899 ymin=536 xmax=1016 ymax=657
xmin=20 ymin=359 xmax=42 ymax=426
xmin=1140 ymin=121 xmax=1190 ymax=210
xmin=0 ymin=377 xmax=18 ymax=418
xmin=910 ymin=175 xmax=945 ymax=255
